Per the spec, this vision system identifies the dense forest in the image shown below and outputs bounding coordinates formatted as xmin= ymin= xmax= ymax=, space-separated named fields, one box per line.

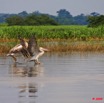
xmin=0 ymin=9 xmax=103 ymax=26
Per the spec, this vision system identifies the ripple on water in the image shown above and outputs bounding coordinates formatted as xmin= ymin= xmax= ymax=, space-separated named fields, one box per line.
xmin=0 ymin=52 xmax=104 ymax=103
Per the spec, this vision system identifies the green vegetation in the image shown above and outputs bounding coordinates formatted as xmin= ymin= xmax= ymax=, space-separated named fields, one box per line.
xmin=88 ymin=15 xmax=104 ymax=27
xmin=0 ymin=9 xmax=95 ymax=25
xmin=6 ymin=14 xmax=58 ymax=26
xmin=0 ymin=25 xmax=104 ymax=40
xmin=0 ymin=25 xmax=104 ymax=55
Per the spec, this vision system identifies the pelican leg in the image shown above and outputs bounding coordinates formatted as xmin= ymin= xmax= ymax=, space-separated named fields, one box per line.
xmin=8 ymin=54 xmax=17 ymax=62
xmin=34 ymin=59 xmax=41 ymax=65
xmin=29 ymin=58 xmax=40 ymax=65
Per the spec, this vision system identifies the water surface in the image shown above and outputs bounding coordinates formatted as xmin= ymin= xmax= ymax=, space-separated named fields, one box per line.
xmin=0 ymin=52 xmax=104 ymax=103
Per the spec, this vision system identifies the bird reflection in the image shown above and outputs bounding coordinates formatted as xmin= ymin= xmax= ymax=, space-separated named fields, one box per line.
xmin=17 ymin=80 xmax=38 ymax=103
xmin=9 ymin=63 xmax=44 ymax=77
xmin=19 ymin=83 xmax=37 ymax=98
xmin=9 ymin=63 xmax=44 ymax=103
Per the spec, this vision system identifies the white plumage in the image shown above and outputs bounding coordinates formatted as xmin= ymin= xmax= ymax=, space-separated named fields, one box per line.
xmin=7 ymin=35 xmax=49 ymax=64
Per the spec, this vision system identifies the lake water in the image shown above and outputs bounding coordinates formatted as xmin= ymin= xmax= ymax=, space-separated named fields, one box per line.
xmin=0 ymin=52 xmax=104 ymax=103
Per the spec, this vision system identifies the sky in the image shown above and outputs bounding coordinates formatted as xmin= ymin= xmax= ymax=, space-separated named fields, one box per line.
xmin=0 ymin=0 xmax=104 ymax=16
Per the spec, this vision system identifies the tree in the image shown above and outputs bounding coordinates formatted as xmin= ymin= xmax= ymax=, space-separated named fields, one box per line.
xmin=4 ymin=9 xmax=102 ymax=25
xmin=74 ymin=14 xmax=88 ymax=25
xmin=20 ymin=14 xmax=58 ymax=25
xmin=24 ymin=14 xmax=39 ymax=25
xmin=57 ymin=9 xmax=72 ymax=18
xmin=31 ymin=11 xmax=41 ymax=15
xmin=87 ymin=15 xmax=104 ymax=27
xmin=5 ymin=14 xmax=58 ymax=26
xmin=90 ymin=12 xmax=100 ymax=16
xmin=6 ymin=15 xmax=24 ymax=26
xmin=38 ymin=14 xmax=58 ymax=25
xmin=18 ymin=11 xmax=28 ymax=17
xmin=56 ymin=9 xmax=73 ymax=25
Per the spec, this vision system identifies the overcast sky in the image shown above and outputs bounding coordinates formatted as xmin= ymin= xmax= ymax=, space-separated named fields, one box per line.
xmin=0 ymin=0 xmax=104 ymax=16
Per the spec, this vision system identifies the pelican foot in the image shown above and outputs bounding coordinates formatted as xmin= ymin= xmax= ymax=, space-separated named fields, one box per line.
xmin=33 ymin=60 xmax=40 ymax=65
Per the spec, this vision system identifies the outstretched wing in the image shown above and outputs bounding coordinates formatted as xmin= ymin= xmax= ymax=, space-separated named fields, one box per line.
xmin=18 ymin=35 xmax=30 ymax=58
xmin=18 ymin=35 xmax=27 ymax=49
xmin=28 ymin=35 xmax=39 ymax=56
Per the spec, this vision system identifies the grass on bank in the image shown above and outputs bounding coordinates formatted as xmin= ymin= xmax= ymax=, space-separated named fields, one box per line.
xmin=1 ymin=39 xmax=104 ymax=55
xmin=0 ymin=25 xmax=104 ymax=55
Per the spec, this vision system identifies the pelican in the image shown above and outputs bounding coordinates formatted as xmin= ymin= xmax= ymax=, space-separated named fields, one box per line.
xmin=21 ymin=35 xmax=49 ymax=64
xmin=7 ymin=44 xmax=24 ymax=62
xmin=7 ymin=35 xmax=49 ymax=64
xmin=7 ymin=36 xmax=29 ymax=62
xmin=29 ymin=47 xmax=49 ymax=64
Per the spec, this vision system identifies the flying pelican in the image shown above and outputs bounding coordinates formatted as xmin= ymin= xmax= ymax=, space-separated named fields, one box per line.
xmin=29 ymin=47 xmax=49 ymax=64
xmin=21 ymin=35 xmax=49 ymax=64
xmin=7 ymin=35 xmax=30 ymax=62
xmin=7 ymin=35 xmax=49 ymax=64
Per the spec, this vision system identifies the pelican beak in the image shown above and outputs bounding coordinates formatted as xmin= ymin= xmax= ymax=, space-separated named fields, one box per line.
xmin=43 ymin=48 xmax=50 ymax=52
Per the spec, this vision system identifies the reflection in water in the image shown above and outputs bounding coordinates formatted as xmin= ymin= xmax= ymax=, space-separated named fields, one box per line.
xmin=18 ymin=83 xmax=37 ymax=103
xmin=1 ymin=53 xmax=104 ymax=103
xmin=9 ymin=63 xmax=44 ymax=77
xmin=9 ymin=63 xmax=44 ymax=103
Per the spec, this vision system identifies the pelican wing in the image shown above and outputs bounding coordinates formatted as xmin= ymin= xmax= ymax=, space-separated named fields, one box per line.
xmin=18 ymin=35 xmax=27 ymax=49
xmin=18 ymin=35 xmax=30 ymax=58
xmin=9 ymin=44 xmax=22 ymax=53
xmin=28 ymin=35 xmax=39 ymax=56
xmin=20 ymin=48 xmax=30 ymax=58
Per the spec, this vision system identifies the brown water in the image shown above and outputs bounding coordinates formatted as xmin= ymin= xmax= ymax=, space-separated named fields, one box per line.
xmin=0 ymin=52 xmax=104 ymax=103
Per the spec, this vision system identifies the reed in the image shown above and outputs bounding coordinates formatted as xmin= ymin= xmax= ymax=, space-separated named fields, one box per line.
xmin=42 ymin=39 xmax=104 ymax=52
xmin=0 ymin=39 xmax=104 ymax=55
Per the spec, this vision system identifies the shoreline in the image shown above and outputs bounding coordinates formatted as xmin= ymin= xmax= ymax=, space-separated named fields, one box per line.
xmin=0 ymin=39 xmax=104 ymax=55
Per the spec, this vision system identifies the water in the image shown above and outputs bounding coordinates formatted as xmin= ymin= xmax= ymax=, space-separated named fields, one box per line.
xmin=0 ymin=52 xmax=104 ymax=103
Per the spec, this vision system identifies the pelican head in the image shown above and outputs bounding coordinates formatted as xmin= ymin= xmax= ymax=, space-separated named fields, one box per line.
xmin=39 ymin=47 xmax=49 ymax=52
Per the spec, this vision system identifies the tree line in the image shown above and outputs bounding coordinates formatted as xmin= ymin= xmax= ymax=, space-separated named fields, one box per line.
xmin=0 ymin=9 xmax=104 ymax=27
xmin=6 ymin=14 xmax=58 ymax=26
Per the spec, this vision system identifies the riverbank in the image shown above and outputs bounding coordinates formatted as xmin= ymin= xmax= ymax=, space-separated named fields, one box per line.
xmin=0 ymin=25 xmax=104 ymax=55
xmin=1 ymin=38 xmax=104 ymax=55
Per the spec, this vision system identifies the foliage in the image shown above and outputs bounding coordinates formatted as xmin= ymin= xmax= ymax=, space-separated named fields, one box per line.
xmin=0 ymin=25 xmax=104 ymax=40
xmin=18 ymin=11 xmax=28 ymax=17
xmin=0 ymin=9 xmax=101 ymax=25
xmin=57 ymin=9 xmax=72 ymax=18
xmin=56 ymin=9 xmax=75 ymax=25
xmin=6 ymin=14 xmax=58 ymax=26
xmin=73 ymin=14 xmax=88 ymax=25
xmin=6 ymin=16 xmax=25 ymax=26
xmin=87 ymin=15 xmax=104 ymax=27
xmin=90 ymin=12 xmax=100 ymax=16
